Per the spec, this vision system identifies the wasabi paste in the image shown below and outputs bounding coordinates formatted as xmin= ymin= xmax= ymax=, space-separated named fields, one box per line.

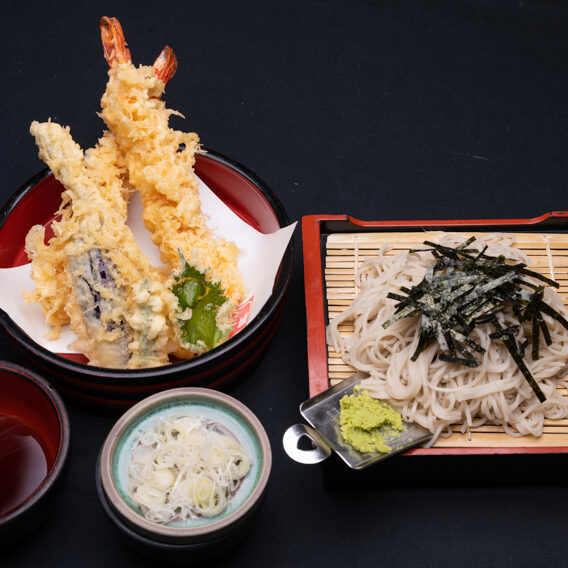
xmin=339 ymin=387 xmax=403 ymax=454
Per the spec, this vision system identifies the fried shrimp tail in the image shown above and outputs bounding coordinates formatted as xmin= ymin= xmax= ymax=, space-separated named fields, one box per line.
xmin=153 ymin=46 xmax=177 ymax=84
xmin=100 ymin=16 xmax=131 ymax=67
xmin=101 ymin=16 xmax=177 ymax=84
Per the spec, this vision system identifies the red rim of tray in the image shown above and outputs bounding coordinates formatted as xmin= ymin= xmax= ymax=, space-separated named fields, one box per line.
xmin=302 ymin=211 xmax=568 ymax=457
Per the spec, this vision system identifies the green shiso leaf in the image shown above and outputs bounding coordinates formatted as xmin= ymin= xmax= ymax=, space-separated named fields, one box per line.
xmin=171 ymin=253 xmax=229 ymax=350
xmin=383 ymin=239 xmax=563 ymax=402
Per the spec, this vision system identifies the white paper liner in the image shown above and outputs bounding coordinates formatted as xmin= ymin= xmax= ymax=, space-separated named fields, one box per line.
xmin=0 ymin=175 xmax=296 ymax=354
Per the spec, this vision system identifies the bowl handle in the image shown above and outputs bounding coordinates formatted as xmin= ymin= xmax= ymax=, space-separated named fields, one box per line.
xmin=282 ymin=423 xmax=332 ymax=465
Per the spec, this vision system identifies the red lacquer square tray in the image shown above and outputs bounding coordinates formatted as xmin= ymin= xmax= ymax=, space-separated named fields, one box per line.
xmin=302 ymin=211 xmax=568 ymax=455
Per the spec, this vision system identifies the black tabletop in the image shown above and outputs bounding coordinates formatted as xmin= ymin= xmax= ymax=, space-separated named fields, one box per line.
xmin=3 ymin=1 xmax=568 ymax=566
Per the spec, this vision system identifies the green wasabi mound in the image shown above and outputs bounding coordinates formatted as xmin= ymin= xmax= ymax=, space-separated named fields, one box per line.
xmin=339 ymin=387 xmax=403 ymax=454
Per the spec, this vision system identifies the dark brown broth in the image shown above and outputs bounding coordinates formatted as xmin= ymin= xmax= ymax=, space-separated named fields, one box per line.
xmin=0 ymin=415 xmax=49 ymax=516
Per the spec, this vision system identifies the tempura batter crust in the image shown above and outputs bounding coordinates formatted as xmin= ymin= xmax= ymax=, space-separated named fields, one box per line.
xmin=101 ymin=62 xmax=245 ymax=305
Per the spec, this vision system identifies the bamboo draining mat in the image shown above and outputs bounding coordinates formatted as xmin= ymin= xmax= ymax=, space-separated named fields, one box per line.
xmin=325 ymin=231 xmax=568 ymax=448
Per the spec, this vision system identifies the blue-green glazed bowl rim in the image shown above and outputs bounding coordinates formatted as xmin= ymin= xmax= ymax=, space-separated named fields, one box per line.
xmin=99 ymin=387 xmax=271 ymax=543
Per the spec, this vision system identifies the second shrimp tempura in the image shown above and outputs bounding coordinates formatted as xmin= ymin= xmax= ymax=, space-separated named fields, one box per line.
xmin=100 ymin=18 xmax=245 ymax=305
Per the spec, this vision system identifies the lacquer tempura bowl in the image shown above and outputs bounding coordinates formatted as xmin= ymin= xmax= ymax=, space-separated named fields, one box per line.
xmin=0 ymin=149 xmax=293 ymax=410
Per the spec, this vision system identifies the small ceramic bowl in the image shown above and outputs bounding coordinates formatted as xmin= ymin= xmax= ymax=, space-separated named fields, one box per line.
xmin=97 ymin=388 xmax=271 ymax=559
xmin=0 ymin=361 xmax=70 ymax=545
xmin=0 ymin=148 xmax=293 ymax=410
xmin=95 ymin=484 xmax=254 ymax=563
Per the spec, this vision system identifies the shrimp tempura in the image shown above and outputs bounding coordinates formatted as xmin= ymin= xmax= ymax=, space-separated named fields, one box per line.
xmin=99 ymin=22 xmax=245 ymax=307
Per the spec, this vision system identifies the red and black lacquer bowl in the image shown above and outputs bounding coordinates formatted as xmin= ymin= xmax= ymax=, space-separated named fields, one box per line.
xmin=0 ymin=149 xmax=293 ymax=411
xmin=0 ymin=361 xmax=70 ymax=545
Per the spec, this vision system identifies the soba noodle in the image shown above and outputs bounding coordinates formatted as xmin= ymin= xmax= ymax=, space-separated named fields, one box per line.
xmin=326 ymin=233 xmax=568 ymax=444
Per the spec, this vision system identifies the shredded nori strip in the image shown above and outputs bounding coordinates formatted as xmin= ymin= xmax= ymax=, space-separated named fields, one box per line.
xmin=383 ymin=238 xmax=568 ymax=402
xmin=489 ymin=318 xmax=546 ymax=403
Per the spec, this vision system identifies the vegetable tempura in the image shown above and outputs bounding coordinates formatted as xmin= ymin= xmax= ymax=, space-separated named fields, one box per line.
xmin=26 ymin=122 xmax=178 ymax=368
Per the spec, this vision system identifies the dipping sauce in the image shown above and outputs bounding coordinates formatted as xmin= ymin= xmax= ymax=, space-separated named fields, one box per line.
xmin=0 ymin=415 xmax=49 ymax=516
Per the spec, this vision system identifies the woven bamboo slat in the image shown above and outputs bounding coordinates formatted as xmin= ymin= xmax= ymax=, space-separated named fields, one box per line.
xmin=324 ymin=231 xmax=568 ymax=448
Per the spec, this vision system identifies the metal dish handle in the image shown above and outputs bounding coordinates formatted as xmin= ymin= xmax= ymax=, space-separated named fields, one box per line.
xmin=282 ymin=423 xmax=332 ymax=465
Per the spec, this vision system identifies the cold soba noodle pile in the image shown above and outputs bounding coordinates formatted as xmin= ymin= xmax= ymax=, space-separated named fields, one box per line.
xmin=327 ymin=234 xmax=568 ymax=444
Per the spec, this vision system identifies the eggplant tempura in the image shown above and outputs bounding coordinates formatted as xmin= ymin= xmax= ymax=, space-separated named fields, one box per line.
xmin=24 ymin=17 xmax=245 ymax=368
xmin=26 ymin=123 xmax=178 ymax=368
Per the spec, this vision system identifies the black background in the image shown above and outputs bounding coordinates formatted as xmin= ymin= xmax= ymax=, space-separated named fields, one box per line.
xmin=3 ymin=1 xmax=568 ymax=566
